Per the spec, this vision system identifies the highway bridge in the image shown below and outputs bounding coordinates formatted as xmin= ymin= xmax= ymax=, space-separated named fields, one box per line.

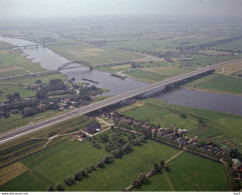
xmin=1 ymin=59 xmax=242 ymax=144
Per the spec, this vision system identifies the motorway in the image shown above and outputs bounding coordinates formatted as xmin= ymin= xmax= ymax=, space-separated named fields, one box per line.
xmin=1 ymin=59 xmax=242 ymax=145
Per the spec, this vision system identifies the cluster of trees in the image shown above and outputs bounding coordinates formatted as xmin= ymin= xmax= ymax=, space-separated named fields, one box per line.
xmin=36 ymin=79 xmax=67 ymax=100
xmin=132 ymin=173 xmax=147 ymax=188
xmin=229 ymin=148 xmax=242 ymax=161
xmin=6 ymin=92 xmax=20 ymax=101
xmin=89 ymin=137 xmax=101 ymax=149
xmin=130 ymin=61 xmax=141 ymax=69
xmin=49 ymin=79 xmax=66 ymax=91
xmin=132 ymin=160 xmax=166 ymax=190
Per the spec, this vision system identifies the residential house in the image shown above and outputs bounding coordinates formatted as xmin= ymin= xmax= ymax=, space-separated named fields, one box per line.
xmin=83 ymin=122 xmax=101 ymax=134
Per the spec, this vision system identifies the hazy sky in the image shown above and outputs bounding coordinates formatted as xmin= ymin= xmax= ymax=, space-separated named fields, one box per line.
xmin=1 ymin=0 xmax=242 ymax=19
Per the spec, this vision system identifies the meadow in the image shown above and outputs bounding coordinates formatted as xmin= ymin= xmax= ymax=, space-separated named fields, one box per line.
xmin=119 ymin=98 xmax=242 ymax=150
xmin=134 ymin=152 xmax=228 ymax=191
xmin=49 ymin=44 xmax=144 ymax=64
xmin=0 ymin=47 xmax=45 ymax=75
xmin=185 ymin=73 xmax=242 ymax=95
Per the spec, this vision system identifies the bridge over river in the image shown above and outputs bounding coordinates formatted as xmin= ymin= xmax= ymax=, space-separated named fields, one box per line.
xmin=0 ymin=59 xmax=242 ymax=144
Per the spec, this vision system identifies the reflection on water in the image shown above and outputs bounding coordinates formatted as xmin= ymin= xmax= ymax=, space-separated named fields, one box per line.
xmin=62 ymin=67 xmax=148 ymax=96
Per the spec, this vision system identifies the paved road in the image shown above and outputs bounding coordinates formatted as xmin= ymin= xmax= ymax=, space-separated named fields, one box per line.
xmin=1 ymin=59 xmax=242 ymax=144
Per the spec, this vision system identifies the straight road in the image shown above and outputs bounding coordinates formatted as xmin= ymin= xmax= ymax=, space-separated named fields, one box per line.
xmin=1 ymin=59 xmax=242 ymax=145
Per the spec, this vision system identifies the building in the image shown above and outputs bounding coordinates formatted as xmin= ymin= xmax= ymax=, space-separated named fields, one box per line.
xmin=10 ymin=109 xmax=19 ymax=115
xmin=83 ymin=123 xmax=101 ymax=134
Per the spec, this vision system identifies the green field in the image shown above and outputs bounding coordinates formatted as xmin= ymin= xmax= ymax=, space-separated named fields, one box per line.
xmin=0 ymin=84 xmax=36 ymax=101
xmin=119 ymin=98 xmax=242 ymax=150
xmin=49 ymin=44 xmax=144 ymax=64
xmin=183 ymin=54 xmax=242 ymax=67
xmin=127 ymin=69 xmax=163 ymax=83
xmin=135 ymin=152 xmax=228 ymax=191
xmin=185 ymin=73 xmax=242 ymax=95
xmin=0 ymin=47 xmax=45 ymax=74
xmin=0 ymin=135 xmax=179 ymax=191
xmin=0 ymin=73 xmax=67 ymax=101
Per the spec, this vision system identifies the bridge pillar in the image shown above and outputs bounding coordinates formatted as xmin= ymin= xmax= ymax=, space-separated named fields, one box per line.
xmin=165 ymin=83 xmax=175 ymax=90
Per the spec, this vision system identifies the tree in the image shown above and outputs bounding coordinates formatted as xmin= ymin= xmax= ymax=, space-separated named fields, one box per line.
xmin=6 ymin=94 xmax=13 ymax=101
xmin=154 ymin=163 xmax=159 ymax=172
xmin=35 ymin=80 xmax=41 ymax=84
xmin=36 ymin=88 xmax=48 ymax=99
xmin=97 ymin=160 xmax=104 ymax=168
xmin=13 ymin=92 xmax=20 ymax=99
xmin=74 ymin=171 xmax=83 ymax=181
xmin=102 ymin=155 xmax=112 ymax=164
xmin=111 ymin=125 xmax=114 ymax=131
xmin=90 ymin=164 xmax=95 ymax=171
xmin=56 ymin=183 xmax=64 ymax=191
xmin=80 ymin=168 xmax=86 ymax=177
xmin=132 ymin=179 xmax=139 ymax=188
xmin=47 ymin=185 xmax=53 ymax=191
xmin=138 ymin=173 xmax=146 ymax=185
xmin=160 ymin=160 xmax=165 ymax=168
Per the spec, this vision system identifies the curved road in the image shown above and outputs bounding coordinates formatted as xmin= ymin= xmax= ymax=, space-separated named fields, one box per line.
xmin=1 ymin=59 xmax=241 ymax=144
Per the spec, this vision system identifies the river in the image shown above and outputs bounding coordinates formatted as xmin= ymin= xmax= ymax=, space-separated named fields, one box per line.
xmin=0 ymin=36 xmax=241 ymax=116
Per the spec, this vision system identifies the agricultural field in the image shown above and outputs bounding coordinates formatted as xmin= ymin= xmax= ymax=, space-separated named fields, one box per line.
xmin=0 ymin=83 xmax=36 ymax=102
xmin=0 ymin=43 xmax=45 ymax=75
xmin=119 ymin=98 xmax=242 ymax=150
xmin=48 ymin=44 xmax=144 ymax=65
xmin=213 ymin=39 xmax=242 ymax=51
xmin=134 ymin=152 xmax=228 ymax=191
xmin=125 ymin=65 xmax=193 ymax=83
xmin=182 ymin=54 xmax=242 ymax=67
xmin=0 ymin=73 xmax=67 ymax=101
xmin=0 ymin=133 xmax=180 ymax=191
xmin=185 ymin=73 xmax=242 ymax=95
xmin=215 ymin=61 xmax=242 ymax=75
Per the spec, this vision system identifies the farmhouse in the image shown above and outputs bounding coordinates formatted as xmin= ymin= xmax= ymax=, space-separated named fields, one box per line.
xmin=83 ymin=122 xmax=101 ymax=134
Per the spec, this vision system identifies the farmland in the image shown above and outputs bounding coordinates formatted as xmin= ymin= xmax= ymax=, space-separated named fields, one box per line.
xmin=0 ymin=130 xmax=180 ymax=191
xmin=134 ymin=152 xmax=228 ymax=191
xmin=49 ymin=44 xmax=144 ymax=65
xmin=185 ymin=73 xmax=242 ymax=95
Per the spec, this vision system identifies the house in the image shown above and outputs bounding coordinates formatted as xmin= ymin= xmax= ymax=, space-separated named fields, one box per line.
xmin=133 ymin=121 xmax=141 ymax=127
xmin=83 ymin=122 xmax=101 ymax=134
xmin=232 ymin=159 xmax=242 ymax=179
xmin=10 ymin=109 xmax=19 ymax=115
xmin=141 ymin=124 xmax=151 ymax=131
xmin=38 ymin=104 xmax=46 ymax=109
xmin=24 ymin=107 xmax=32 ymax=113
xmin=80 ymin=132 xmax=87 ymax=139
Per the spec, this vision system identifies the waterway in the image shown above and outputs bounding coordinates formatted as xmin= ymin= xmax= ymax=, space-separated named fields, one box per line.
xmin=0 ymin=36 xmax=242 ymax=116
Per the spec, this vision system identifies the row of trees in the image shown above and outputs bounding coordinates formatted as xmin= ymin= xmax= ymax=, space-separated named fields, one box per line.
xmin=47 ymin=155 xmax=113 ymax=191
